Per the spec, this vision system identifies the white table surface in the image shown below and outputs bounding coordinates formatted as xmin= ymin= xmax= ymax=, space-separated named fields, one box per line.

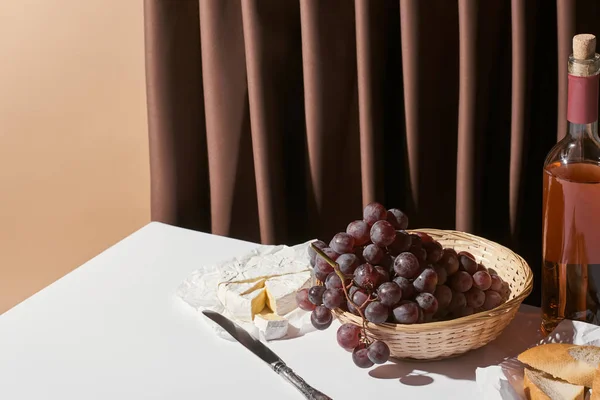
xmin=0 ymin=222 xmax=544 ymax=400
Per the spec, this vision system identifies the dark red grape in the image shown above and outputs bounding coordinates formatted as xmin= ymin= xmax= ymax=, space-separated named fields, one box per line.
xmin=459 ymin=250 xmax=475 ymax=259
xmin=363 ymin=202 xmax=387 ymax=226
xmin=393 ymin=276 xmax=416 ymax=300
xmin=413 ymin=232 xmax=433 ymax=243
xmin=351 ymin=289 xmax=370 ymax=312
xmin=415 ymin=292 xmax=438 ymax=314
xmin=477 ymin=263 xmax=487 ymax=272
xmin=370 ymin=220 xmax=396 ymax=247
xmin=449 ymin=271 xmax=473 ymax=293
xmin=439 ymin=248 xmax=459 ymax=275
xmin=352 ymin=343 xmax=374 ymax=368
xmin=363 ymin=244 xmax=384 ymax=264
xmin=308 ymin=285 xmax=326 ymax=305
xmin=323 ymin=288 xmax=344 ymax=309
xmin=393 ymin=301 xmax=420 ymax=324
xmin=458 ymin=253 xmax=478 ymax=275
xmin=434 ymin=265 xmax=448 ymax=285
xmin=465 ymin=287 xmax=485 ymax=308
xmin=387 ymin=230 xmax=412 ymax=255
xmin=483 ymin=290 xmax=503 ymax=310
xmin=354 ymin=263 xmax=379 ymax=289
xmin=314 ymin=263 xmax=333 ymax=282
xmin=447 ymin=291 xmax=466 ymax=311
xmin=296 ymin=288 xmax=316 ymax=311
xmin=454 ymin=306 xmax=474 ymax=318
xmin=472 ymin=270 xmax=492 ymax=291
xmin=413 ymin=268 xmax=438 ymax=294
xmin=336 ymin=253 xmax=359 ymax=275
xmin=330 ymin=232 xmax=355 ymax=255
xmin=413 ymin=247 xmax=427 ymax=262
xmin=315 ymin=247 xmax=339 ymax=273
xmin=346 ymin=220 xmax=371 ymax=246
xmin=365 ymin=301 xmax=389 ymax=324
xmin=310 ymin=306 xmax=332 ymax=330
xmin=424 ymin=241 xmax=443 ymax=263
xmin=434 ymin=285 xmax=452 ymax=310
xmin=386 ymin=208 xmax=409 ymax=230
xmin=337 ymin=323 xmax=362 ymax=351
xmin=308 ymin=240 xmax=327 ymax=266
xmin=490 ymin=275 xmax=503 ymax=292
xmin=325 ymin=272 xmax=343 ymax=290
xmin=374 ymin=266 xmax=390 ymax=286
xmin=393 ymin=252 xmax=420 ymax=279
xmin=377 ymin=282 xmax=402 ymax=307
xmin=367 ymin=341 xmax=390 ymax=364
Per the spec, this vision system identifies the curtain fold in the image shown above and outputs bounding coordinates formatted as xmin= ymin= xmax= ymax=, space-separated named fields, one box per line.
xmin=144 ymin=0 xmax=600 ymax=305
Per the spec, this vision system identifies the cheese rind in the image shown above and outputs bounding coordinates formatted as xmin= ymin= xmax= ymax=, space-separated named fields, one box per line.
xmin=265 ymin=271 xmax=312 ymax=316
xmin=254 ymin=310 xmax=289 ymax=340
xmin=217 ymin=245 xmax=311 ymax=286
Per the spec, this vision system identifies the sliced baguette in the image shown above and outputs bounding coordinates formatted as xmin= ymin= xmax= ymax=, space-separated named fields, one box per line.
xmin=524 ymin=368 xmax=584 ymax=400
xmin=518 ymin=344 xmax=600 ymax=387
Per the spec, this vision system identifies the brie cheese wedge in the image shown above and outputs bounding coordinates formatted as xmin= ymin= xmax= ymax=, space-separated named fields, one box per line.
xmin=265 ymin=271 xmax=312 ymax=316
xmin=254 ymin=309 xmax=289 ymax=340
xmin=216 ymin=279 xmax=267 ymax=321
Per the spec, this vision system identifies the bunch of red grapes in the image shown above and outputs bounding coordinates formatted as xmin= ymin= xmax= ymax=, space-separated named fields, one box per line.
xmin=295 ymin=202 xmax=511 ymax=368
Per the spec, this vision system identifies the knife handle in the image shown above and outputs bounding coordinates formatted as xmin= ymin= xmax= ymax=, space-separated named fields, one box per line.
xmin=273 ymin=361 xmax=331 ymax=400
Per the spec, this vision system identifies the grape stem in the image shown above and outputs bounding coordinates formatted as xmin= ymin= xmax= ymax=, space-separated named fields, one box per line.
xmin=311 ymin=244 xmax=373 ymax=345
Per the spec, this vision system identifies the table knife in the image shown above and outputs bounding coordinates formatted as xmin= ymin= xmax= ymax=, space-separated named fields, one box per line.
xmin=202 ymin=310 xmax=331 ymax=400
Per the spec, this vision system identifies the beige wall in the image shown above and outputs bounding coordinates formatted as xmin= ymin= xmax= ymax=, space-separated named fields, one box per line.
xmin=0 ymin=1 xmax=150 ymax=313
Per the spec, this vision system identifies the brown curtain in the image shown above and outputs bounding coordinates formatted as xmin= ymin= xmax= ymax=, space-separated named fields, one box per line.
xmin=143 ymin=0 xmax=600 ymax=306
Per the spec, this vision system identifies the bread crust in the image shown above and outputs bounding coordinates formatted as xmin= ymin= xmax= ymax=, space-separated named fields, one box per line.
xmin=591 ymin=365 xmax=600 ymax=400
xmin=518 ymin=344 xmax=600 ymax=387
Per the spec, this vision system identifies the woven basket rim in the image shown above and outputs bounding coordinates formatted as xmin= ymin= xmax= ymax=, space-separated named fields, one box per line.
xmin=333 ymin=228 xmax=534 ymax=332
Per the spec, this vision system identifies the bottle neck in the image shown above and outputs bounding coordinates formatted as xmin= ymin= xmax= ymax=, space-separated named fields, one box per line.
xmin=566 ymin=54 xmax=600 ymax=138
xmin=567 ymin=120 xmax=598 ymax=140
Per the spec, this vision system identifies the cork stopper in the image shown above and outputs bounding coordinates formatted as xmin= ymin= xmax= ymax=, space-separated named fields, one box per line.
xmin=573 ymin=34 xmax=596 ymax=60
xmin=569 ymin=34 xmax=600 ymax=77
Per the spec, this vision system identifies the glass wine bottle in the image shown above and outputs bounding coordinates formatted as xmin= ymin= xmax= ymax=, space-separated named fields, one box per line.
xmin=541 ymin=34 xmax=600 ymax=335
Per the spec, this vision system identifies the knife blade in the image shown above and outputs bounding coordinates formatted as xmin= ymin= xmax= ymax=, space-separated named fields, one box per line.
xmin=202 ymin=310 xmax=331 ymax=400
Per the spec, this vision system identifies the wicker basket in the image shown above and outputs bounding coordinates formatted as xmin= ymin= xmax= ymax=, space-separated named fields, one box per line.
xmin=333 ymin=228 xmax=534 ymax=361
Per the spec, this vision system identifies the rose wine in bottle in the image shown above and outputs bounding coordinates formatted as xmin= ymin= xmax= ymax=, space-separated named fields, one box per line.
xmin=541 ymin=34 xmax=600 ymax=335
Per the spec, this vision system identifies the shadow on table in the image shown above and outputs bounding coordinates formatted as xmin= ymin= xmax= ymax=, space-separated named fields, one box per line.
xmin=369 ymin=308 xmax=544 ymax=385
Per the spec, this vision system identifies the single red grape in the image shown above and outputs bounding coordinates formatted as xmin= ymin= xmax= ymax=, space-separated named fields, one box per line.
xmin=346 ymin=220 xmax=371 ymax=246
xmin=449 ymin=271 xmax=473 ymax=293
xmin=363 ymin=202 xmax=387 ymax=226
xmin=370 ymin=220 xmax=396 ymax=247
xmin=337 ymin=323 xmax=362 ymax=351
xmin=330 ymin=232 xmax=355 ymax=254
xmin=393 ymin=301 xmax=420 ymax=324
xmin=465 ymin=287 xmax=485 ymax=308
xmin=365 ymin=301 xmax=389 ymax=324
xmin=337 ymin=253 xmax=359 ymax=275
xmin=308 ymin=285 xmax=326 ymax=305
xmin=354 ymin=263 xmax=379 ymax=290
xmin=352 ymin=343 xmax=374 ymax=368
xmin=413 ymin=268 xmax=438 ymax=294
xmin=386 ymin=208 xmax=409 ymax=230
xmin=367 ymin=341 xmax=390 ymax=364
xmin=472 ymin=270 xmax=492 ymax=290
xmin=377 ymin=282 xmax=402 ymax=307
xmin=363 ymin=244 xmax=384 ymax=264
xmin=434 ymin=285 xmax=452 ymax=310
xmin=393 ymin=252 xmax=420 ymax=279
